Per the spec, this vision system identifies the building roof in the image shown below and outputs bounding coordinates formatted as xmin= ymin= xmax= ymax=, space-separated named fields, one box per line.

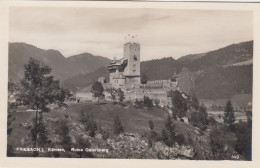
xmin=112 ymin=72 xmax=125 ymax=79
xmin=108 ymin=58 xmax=127 ymax=67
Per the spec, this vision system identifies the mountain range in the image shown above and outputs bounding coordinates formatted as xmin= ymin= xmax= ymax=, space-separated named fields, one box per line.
xmin=9 ymin=41 xmax=253 ymax=101
xmin=8 ymin=42 xmax=110 ymax=82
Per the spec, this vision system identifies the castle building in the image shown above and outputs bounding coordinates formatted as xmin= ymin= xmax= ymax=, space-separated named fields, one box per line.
xmin=98 ymin=37 xmax=180 ymax=107
xmin=107 ymin=42 xmax=141 ymax=88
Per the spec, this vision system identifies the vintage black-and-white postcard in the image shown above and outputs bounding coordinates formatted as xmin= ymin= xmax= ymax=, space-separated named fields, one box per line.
xmin=0 ymin=0 xmax=260 ymax=168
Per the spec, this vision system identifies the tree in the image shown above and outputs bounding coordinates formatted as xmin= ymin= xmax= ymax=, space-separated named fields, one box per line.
xmin=114 ymin=115 xmax=124 ymax=135
xmin=167 ymin=90 xmax=187 ymax=119
xmin=161 ymin=115 xmax=176 ymax=147
xmin=199 ymin=104 xmax=208 ymax=125
xmin=59 ymin=120 xmax=72 ymax=150
xmin=18 ymin=58 xmax=67 ymax=148
xmin=191 ymin=93 xmax=199 ymax=110
xmin=235 ymin=122 xmax=252 ymax=160
xmin=143 ymin=96 xmax=153 ymax=108
xmin=141 ymin=73 xmax=148 ymax=84
xmin=210 ymin=128 xmax=225 ymax=159
xmin=224 ymin=100 xmax=235 ymax=126
xmin=106 ymin=88 xmax=116 ymax=103
xmin=134 ymin=99 xmax=144 ymax=109
xmin=91 ymin=81 xmax=104 ymax=103
xmin=117 ymin=88 xmax=125 ymax=102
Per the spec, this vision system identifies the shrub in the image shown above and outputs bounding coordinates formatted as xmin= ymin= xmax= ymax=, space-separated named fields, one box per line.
xmin=117 ymin=88 xmax=125 ymax=102
xmin=175 ymin=134 xmax=185 ymax=146
xmin=148 ymin=130 xmax=160 ymax=148
xmin=98 ymin=126 xmax=109 ymax=140
xmin=235 ymin=122 xmax=252 ymax=160
xmin=59 ymin=120 xmax=72 ymax=150
xmin=79 ymin=111 xmax=98 ymax=137
xmin=134 ymin=99 xmax=144 ymax=109
xmin=210 ymin=128 xmax=225 ymax=159
xmin=143 ymin=96 xmax=153 ymax=108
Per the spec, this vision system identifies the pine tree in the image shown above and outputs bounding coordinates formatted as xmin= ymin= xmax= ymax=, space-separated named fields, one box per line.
xmin=167 ymin=90 xmax=187 ymax=119
xmin=161 ymin=115 xmax=176 ymax=147
xmin=191 ymin=93 xmax=199 ymax=111
xmin=224 ymin=100 xmax=235 ymax=125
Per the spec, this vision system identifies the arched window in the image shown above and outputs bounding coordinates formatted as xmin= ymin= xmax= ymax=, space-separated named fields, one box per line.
xmin=134 ymin=55 xmax=137 ymax=61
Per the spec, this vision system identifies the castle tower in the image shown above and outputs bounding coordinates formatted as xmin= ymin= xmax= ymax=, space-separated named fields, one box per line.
xmin=123 ymin=42 xmax=141 ymax=84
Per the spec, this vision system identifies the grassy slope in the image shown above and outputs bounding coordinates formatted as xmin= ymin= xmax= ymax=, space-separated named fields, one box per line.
xmin=48 ymin=101 xmax=170 ymax=135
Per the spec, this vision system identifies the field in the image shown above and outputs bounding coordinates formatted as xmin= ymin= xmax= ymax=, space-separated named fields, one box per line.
xmin=208 ymin=110 xmax=247 ymax=123
xmin=8 ymin=101 xmax=169 ymax=147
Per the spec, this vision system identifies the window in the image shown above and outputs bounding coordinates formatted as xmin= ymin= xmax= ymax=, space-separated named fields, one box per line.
xmin=133 ymin=64 xmax=136 ymax=67
xmin=133 ymin=70 xmax=136 ymax=73
xmin=134 ymin=55 xmax=137 ymax=61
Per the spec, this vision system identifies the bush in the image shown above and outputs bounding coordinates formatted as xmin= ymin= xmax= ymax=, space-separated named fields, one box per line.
xmin=148 ymin=130 xmax=160 ymax=148
xmin=79 ymin=111 xmax=98 ymax=137
xmin=175 ymin=134 xmax=185 ymax=146
xmin=134 ymin=99 xmax=144 ymax=109
xmin=235 ymin=122 xmax=252 ymax=160
xmin=98 ymin=126 xmax=109 ymax=140
xmin=210 ymin=128 xmax=225 ymax=159
xmin=58 ymin=120 xmax=72 ymax=150
xmin=144 ymin=96 xmax=153 ymax=108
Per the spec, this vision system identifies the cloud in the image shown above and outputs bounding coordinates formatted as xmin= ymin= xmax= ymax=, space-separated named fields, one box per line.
xmin=9 ymin=7 xmax=253 ymax=60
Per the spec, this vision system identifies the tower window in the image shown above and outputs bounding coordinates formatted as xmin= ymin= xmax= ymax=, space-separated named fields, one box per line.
xmin=134 ymin=55 xmax=137 ymax=61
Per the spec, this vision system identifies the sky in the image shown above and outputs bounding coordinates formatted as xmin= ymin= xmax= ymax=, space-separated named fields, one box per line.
xmin=9 ymin=7 xmax=253 ymax=61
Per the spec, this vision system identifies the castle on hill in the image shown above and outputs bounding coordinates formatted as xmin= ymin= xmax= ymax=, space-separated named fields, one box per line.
xmin=98 ymin=36 xmax=180 ymax=106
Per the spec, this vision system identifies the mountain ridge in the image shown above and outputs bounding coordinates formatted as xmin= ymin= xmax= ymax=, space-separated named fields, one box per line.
xmin=8 ymin=42 xmax=111 ymax=82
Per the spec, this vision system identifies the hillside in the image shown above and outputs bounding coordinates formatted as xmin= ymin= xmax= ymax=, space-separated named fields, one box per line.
xmin=10 ymin=40 xmax=253 ymax=100
xmin=140 ymin=57 xmax=183 ymax=80
xmin=8 ymin=42 xmax=110 ymax=82
xmin=74 ymin=41 xmax=253 ymax=100
xmin=193 ymin=65 xmax=253 ymax=99
xmin=185 ymin=41 xmax=253 ymax=71
xmin=177 ymin=53 xmax=206 ymax=64
xmin=62 ymin=66 xmax=110 ymax=90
